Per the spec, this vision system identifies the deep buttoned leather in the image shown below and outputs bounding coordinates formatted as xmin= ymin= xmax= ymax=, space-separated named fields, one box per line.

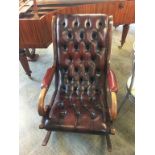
xmin=45 ymin=14 xmax=112 ymax=134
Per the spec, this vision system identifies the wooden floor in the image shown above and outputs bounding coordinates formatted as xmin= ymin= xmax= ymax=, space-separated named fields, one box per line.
xmin=19 ymin=25 xmax=135 ymax=155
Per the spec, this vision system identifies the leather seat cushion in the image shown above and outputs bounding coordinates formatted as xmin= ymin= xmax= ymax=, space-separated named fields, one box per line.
xmin=45 ymin=90 xmax=109 ymax=134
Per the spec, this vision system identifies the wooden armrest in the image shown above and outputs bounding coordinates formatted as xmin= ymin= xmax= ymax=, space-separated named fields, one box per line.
xmin=109 ymin=92 xmax=117 ymax=120
xmin=107 ymin=68 xmax=118 ymax=120
xmin=38 ymin=65 xmax=56 ymax=116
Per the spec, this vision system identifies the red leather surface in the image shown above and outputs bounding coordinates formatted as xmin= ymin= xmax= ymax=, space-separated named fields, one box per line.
xmin=47 ymin=91 xmax=107 ymax=133
xmin=107 ymin=69 xmax=118 ymax=92
xmin=45 ymin=15 xmax=114 ymax=134
xmin=41 ymin=66 xmax=56 ymax=89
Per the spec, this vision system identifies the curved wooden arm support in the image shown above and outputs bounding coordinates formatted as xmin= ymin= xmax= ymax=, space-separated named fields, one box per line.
xmin=107 ymin=68 xmax=118 ymax=120
xmin=38 ymin=66 xmax=56 ymax=116
xmin=109 ymin=92 xmax=117 ymax=120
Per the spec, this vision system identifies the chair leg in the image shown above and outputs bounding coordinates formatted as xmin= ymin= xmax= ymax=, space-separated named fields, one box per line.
xmin=106 ymin=134 xmax=112 ymax=152
xmin=42 ymin=131 xmax=52 ymax=146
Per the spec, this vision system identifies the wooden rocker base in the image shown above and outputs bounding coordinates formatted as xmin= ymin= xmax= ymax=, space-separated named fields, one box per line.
xmin=42 ymin=131 xmax=52 ymax=146
xmin=41 ymin=129 xmax=112 ymax=152
xmin=106 ymin=135 xmax=112 ymax=152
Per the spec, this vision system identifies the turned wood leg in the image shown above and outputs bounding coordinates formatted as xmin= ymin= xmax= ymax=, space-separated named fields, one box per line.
xmin=19 ymin=49 xmax=32 ymax=77
xmin=114 ymin=24 xmax=119 ymax=29
xmin=25 ymin=48 xmax=39 ymax=61
xmin=120 ymin=24 xmax=130 ymax=48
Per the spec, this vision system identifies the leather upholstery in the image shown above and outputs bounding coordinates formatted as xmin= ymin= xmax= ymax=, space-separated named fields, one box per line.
xmin=44 ymin=14 xmax=114 ymax=134
xmin=107 ymin=69 xmax=118 ymax=92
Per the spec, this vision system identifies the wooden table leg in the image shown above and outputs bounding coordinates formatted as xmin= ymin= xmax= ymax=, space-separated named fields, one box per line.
xmin=25 ymin=48 xmax=39 ymax=61
xmin=19 ymin=49 xmax=32 ymax=77
xmin=119 ymin=24 xmax=130 ymax=48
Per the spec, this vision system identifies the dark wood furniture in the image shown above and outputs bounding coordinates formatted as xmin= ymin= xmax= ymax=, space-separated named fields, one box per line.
xmin=19 ymin=0 xmax=135 ymax=76
xmin=19 ymin=48 xmax=39 ymax=77
xmin=20 ymin=0 xmax=135 ymax=48
xmin=38 ymin=14 xmax=118 ymax=151
xmin=19 ymin=48 xmax=32 ymax=77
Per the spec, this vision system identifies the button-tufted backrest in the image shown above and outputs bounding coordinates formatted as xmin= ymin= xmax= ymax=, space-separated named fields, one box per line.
xmin=52 ymin=14 xmax=112 ymax=96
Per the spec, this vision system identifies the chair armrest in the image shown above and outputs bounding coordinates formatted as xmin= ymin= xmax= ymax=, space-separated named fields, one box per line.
xmin=107 ymin=69 xmax=118 ymax=93
xmin=107 ymin=68 xmax=118 ymax=120
xmin=38 ymin=65 xmax=56 ymax=116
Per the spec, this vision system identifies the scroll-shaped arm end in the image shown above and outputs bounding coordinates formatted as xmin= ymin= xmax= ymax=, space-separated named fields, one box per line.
xmin=38 ymin=65 xmax=56 ymax=116
xmin=107 ymin=68 xmax=118 ymax=120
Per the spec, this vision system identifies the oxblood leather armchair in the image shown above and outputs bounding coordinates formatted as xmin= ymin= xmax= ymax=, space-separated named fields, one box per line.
xmin=38 ymin=14 xmax=118 ymax=151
